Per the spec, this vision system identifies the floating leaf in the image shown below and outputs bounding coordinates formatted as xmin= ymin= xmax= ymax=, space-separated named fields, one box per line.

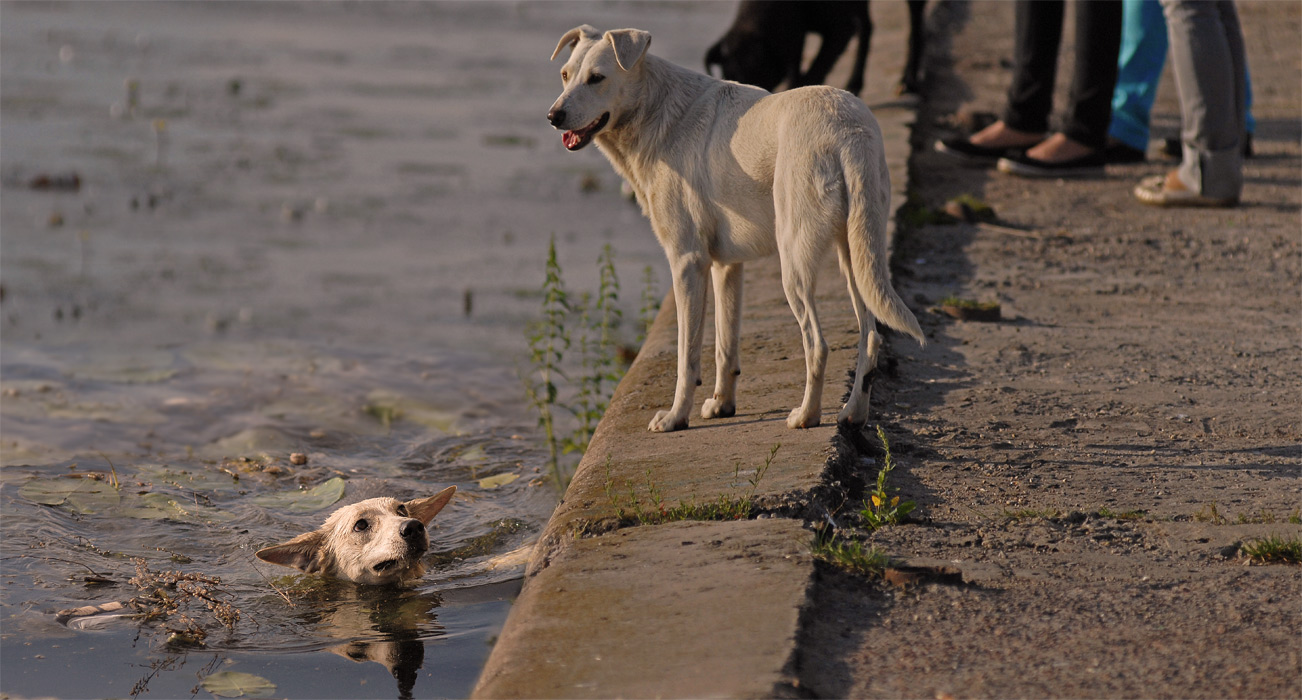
xmin=478 ymin=472 xmax=519 ymax=490
xmin=200 ymin=427 xmax=297 ymax=460
xmin=201 ymin=670 xmax=277 ymax=698
xmin=65 ymin=350 xmax=177 ymax=384
xmin=457 ymin=444 xmax=488 ymax=464
xmin=364 ymin=390 xmax=462 ymax=434
xmin=120 ymin=492 xmax=234 ymax=523
xmin=136 ymin=464 xmax=241 ymax=494
xmin=19 ymin=477 xmax=120 ymax=514
xmin=251 ymin=477 xmax=346 ymax=512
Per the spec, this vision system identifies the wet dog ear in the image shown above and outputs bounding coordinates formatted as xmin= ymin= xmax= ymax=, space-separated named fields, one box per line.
xmin=551 ymin=24 xmax=600 ymax=61
xmin=405 ymin=485 xmax=457 ymax=525
xmin=606 ymin=28 xmax=651 ymax=71
xmin=256 ymin=531 xmax=330 ymax=573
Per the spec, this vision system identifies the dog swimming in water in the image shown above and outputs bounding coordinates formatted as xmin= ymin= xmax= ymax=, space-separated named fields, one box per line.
xmin=255 ymin=486 xmax=456 ymax=585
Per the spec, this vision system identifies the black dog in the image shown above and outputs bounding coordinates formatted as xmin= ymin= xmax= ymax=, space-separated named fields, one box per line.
xmin=705 ymin=0 xmax=926 ymax=97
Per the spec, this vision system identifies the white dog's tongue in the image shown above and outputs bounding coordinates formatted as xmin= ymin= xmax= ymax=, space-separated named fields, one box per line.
xmin=562 ymin=130 xmax=581 ymax=150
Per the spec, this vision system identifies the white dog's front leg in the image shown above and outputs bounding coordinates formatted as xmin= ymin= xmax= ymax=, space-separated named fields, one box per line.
xmin=649 ymin=257 xmax=709 ymax=432
xmin=702 ymin=262 xmax=743 ymax=420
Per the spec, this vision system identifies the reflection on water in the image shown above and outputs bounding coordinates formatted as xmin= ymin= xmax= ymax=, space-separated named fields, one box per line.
xmin=0 ymin=341 xmax=553 ymax=699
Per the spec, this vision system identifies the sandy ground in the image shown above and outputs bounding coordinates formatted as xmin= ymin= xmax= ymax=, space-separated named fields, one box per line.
xmin=795 ymin=2 xmax=1301 ymax=697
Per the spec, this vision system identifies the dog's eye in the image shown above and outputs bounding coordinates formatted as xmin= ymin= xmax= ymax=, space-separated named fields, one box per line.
xmin=561 ymin=70 xmax=570 ymax=82
xmin=353 ymin=519 xmax=369 ymax=532
xmin=395 ymin=505 xmax=408 ymax=517
xmin=587 ymin=74 xmax=605 ymax=85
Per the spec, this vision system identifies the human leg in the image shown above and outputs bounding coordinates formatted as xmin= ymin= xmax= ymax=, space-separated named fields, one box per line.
xmin=1160 ymin=0 xmax=1245 ymax=200
xmin=1109 ymin=0 xmax=1168 ymax=152
xmin=1002 ymin=0 xmax=1065 ymax=134
xmin=1061 ymin=0 xmax=1123 ymax=150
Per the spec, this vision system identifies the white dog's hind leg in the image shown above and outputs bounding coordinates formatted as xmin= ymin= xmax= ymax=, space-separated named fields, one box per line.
xmin=702 ymin=262 xmax=743 ymax=419
xmin=649 ymin=258 xmax=709 ymax=432
xmin=779 ymin=248 xmax=828 ymax=429
xmin=836 ymin=241 xmax=881 ymax=425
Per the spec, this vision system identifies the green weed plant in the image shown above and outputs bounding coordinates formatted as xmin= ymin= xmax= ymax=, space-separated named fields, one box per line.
xmin=859 ymin=426 xmax=916 ymax=529
xmin=524 ymin=240 xmax=657 ymax=488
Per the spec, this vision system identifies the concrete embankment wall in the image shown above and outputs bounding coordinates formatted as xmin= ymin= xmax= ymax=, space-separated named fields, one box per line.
xmin=472 ymin=16 xmax=922 ymax=700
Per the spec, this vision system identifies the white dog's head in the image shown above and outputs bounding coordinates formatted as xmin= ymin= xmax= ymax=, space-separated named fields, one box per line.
xmin=547 ymin=25 xmax=652 ymax=151
xmin=256 ymin=486 xmax=456 ymax=586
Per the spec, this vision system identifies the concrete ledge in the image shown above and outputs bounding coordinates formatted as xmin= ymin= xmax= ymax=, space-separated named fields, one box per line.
xmin=474 ymin=519 xmax=813 ymax=698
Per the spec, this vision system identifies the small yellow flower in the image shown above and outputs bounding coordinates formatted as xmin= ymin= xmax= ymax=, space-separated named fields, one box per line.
xmin=891 ymin=496 xmax=900 ymax=507
xmin=871 ymin=494 xmax=882 ymax=507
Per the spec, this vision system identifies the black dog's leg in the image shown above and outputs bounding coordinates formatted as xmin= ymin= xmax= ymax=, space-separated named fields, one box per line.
xmin=899 ymin=0 xmax=927 ymax=95
xmin=799 ymin=23 xmax=856 ymax=89
xmin=845 ymin=1 xmax=872 ymax=95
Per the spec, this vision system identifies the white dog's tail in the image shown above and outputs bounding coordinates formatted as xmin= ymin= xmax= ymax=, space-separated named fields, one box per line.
xmin=842 ymin=146 xmax=926 ymax=347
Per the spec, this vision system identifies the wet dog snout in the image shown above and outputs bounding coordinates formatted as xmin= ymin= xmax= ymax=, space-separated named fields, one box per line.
xmin=399 ymin=519 xmax=424 ymax=541
xmin=547 ymin=108 xmax=567 ymax=128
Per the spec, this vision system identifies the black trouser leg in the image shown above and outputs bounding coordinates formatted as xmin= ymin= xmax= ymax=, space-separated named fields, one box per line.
xmin=1062 ymin=0 xmax=1123 ymax=149
xmin=1002 ymin=0 xmax=1064 ymax=134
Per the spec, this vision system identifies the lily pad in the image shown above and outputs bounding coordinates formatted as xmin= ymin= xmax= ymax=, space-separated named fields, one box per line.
xmin=19 ymin=477 xmax=120 ymax=514
xmin=201 ymin=671 xmax=277 ymax=698
xmin=457 ymin=444 xmax=488 ymax=464
xmin=200 ymin=427 xmax=297 ymax=460
xmin=65 ymin=350 xmax=178 ymax=384
xmin=364 ymin=390 xmax=462 ymax=434
xmin=120 ymin=492 xmax=235 ymax=523
xmin=478 ymin=472 xmax=519 ymax=490
xmin=251 ymin=476 xmax=346 ymax=512
xmin=136 ymin=464 xmax=242 ymax=494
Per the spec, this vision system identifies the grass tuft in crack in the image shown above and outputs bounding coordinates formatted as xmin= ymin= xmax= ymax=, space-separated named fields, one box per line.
xmin=812 ymin=529 xmax=891 ymax=578
xmin=1240 ymin=534 xmax=1301 ymax=565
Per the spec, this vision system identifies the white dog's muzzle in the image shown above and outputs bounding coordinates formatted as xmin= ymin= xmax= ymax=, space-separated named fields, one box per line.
xmin=563 ymin=112 xmax=608 ymax=150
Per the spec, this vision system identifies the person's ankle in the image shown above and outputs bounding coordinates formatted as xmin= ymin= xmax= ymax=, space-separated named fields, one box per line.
xmin=970 ymin=121 xmax=1043 ymax=148
xmin=1026 ymin=133 xmax=1095 ymax=162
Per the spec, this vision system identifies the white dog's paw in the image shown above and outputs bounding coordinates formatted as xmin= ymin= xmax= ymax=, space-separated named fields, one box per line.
xmin=701 ymin=396 xmax=736 ymax=419
xmin=648 ymin=409 xmax=688 ymax=433
xmin=787 ymin=406 xmax=821 ymax=429
xmin=837 ymin=403 xmax=868 ymax=426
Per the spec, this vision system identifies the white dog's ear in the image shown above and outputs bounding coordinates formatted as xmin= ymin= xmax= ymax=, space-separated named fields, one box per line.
xmin=256 ymin=531 xmax=329 ymax=573
xmin=405 ymin=485 xmax=456 ymax=525
xmin=606 ymin=28 xmax=652 ymax=71
xmin=551 ymin=24 xmax=600 ymax=61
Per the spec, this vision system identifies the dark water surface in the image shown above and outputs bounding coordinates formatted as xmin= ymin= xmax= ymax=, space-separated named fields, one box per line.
xmin=1 ymin=1 xmax=735 ymax=697
xmin=0 ymin=341 xmax=553 ymax=699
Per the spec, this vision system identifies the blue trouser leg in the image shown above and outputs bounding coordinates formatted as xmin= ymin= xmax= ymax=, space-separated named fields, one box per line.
xmin=1109 ymin=0 xmax=1166 ymax=151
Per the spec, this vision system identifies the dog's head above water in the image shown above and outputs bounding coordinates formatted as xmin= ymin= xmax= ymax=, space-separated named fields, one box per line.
xmin=546 ymin=25 xmax=652 ymax=151
xmin=255 ymin=486 xmax=456 ymax=586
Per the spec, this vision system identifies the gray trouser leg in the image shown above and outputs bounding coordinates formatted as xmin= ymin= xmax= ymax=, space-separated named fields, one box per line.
xmin=1160 ymin=0 xmax=1246 ymax=200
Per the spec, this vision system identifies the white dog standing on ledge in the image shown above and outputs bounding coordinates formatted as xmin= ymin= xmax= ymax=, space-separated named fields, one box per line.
xmin=548 ymin=25 xmax=924 ymax=432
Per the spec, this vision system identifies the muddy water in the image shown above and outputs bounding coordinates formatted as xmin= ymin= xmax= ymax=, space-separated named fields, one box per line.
xmin=0 ymin=1 xmax=735 ymax=697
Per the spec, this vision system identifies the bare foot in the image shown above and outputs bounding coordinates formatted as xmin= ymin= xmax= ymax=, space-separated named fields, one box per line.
xmin=969 ymin=121 xmax=1044 ymax=149
xmin=1025 ymin=133 xmax=1096 ymax=162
